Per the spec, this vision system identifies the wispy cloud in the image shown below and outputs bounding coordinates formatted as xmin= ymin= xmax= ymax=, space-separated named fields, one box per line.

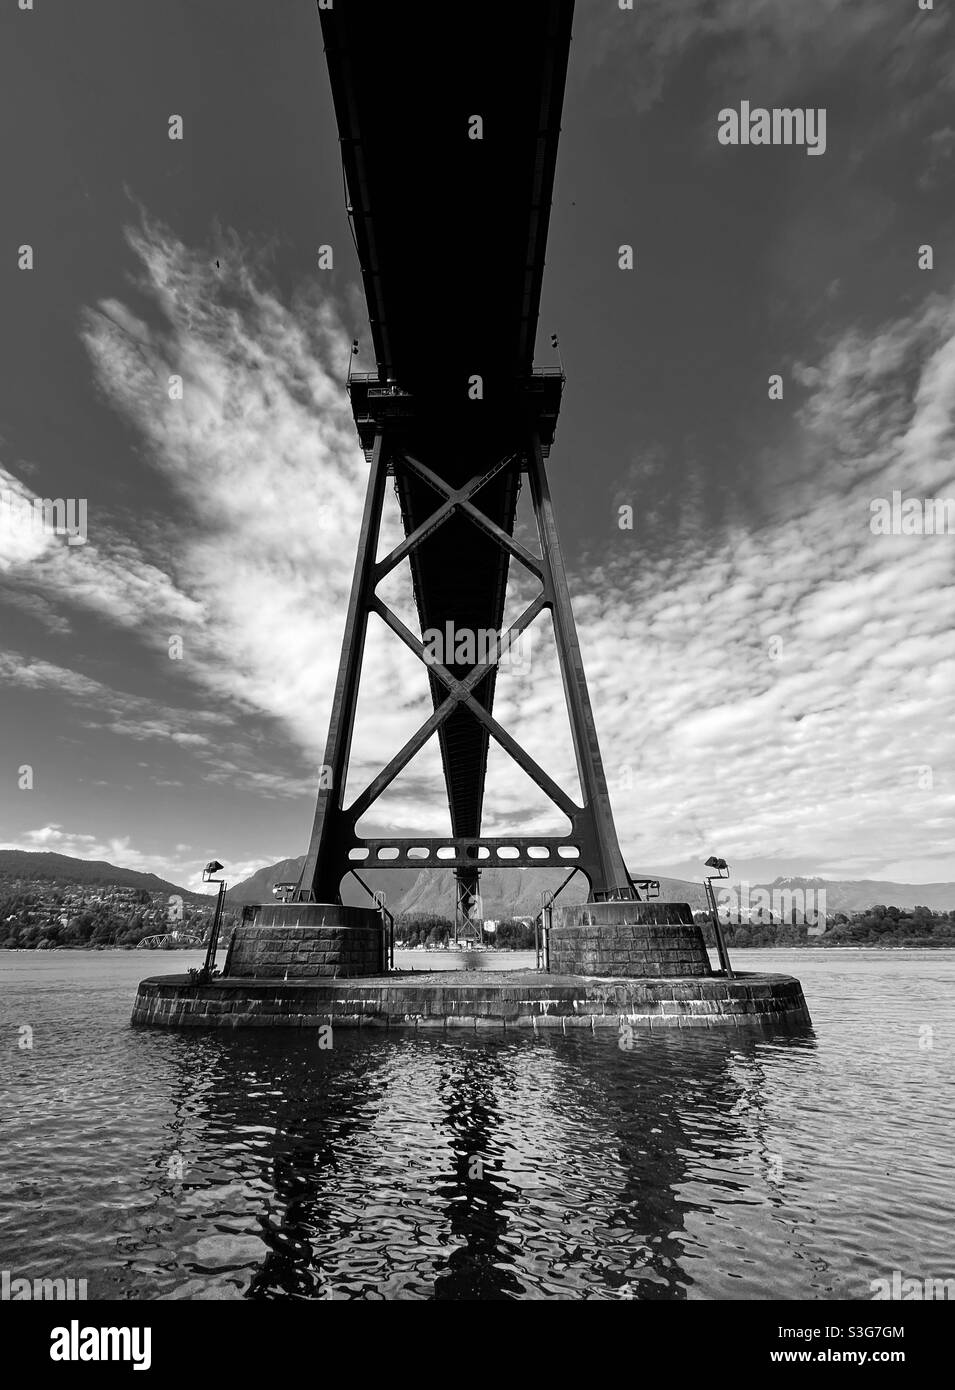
xmin=76 ymin=215 xmax=427 ymax=773
xmin=553 ymin=291 xmax=955 ymax=876
xmin=577 ymin=0 xmax=952 ymax=120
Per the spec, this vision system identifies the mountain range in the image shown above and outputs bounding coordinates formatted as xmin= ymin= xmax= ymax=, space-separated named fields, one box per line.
xmin=0 ymin=850 xmax=209 ymax=903
xmin=224 ymin=855 xmax=955 ymax=917
xmin=2 ymin=849 xmax=952 ymax=916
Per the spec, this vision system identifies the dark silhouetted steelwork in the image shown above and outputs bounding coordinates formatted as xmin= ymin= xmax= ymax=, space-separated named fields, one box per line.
xmin=297 ymin=0 xmax=641 ymax=906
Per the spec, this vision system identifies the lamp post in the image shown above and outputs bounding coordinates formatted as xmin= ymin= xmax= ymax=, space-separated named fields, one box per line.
xmin=703 ymin=855 xmax=735 ymax=979
xmin=199 ymin=860 xmax=227 ymax=984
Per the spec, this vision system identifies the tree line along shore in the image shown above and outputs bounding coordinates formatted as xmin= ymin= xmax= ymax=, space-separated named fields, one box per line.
xmin=2 ymin=886 xmax=952 ymax=951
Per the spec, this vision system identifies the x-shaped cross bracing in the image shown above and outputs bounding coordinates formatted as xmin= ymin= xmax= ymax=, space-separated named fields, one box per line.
xmin=345 ymin=447 xmax=575 ymax=830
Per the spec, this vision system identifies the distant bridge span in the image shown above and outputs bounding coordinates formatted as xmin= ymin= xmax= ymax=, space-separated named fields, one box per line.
xmin=138 ymin=933 xmax=205 ymax=950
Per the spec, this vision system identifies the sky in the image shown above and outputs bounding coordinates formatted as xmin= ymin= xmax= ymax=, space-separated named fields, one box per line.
xmin=1 ymin=0 xmax=953 ymax=894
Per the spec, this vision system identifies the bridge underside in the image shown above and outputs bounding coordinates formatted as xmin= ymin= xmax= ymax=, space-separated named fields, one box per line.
xmin=320 ymin=0 xmax=573 ymax=393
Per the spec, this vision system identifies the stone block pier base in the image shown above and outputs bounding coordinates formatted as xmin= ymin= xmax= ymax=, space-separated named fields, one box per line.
xmin=131 ymin=969 xmax=811 ymax=1030
xmin=224 ymin=903 xmax=383 ymax=978
xmin=549 ymin=901 xmax=711 ymax=977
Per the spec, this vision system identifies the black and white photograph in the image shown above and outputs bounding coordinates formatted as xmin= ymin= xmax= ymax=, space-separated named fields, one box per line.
xmin=1 ymin=0 xmax=952 ymax=1352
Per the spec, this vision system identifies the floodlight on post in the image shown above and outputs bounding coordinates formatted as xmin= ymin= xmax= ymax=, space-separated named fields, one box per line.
xmin=702 ymin=855 xmax=734 ymax=978
xmin=346 ymin=338 xmax=359 ymax=384
xmin=199 ymin=860 xmax=227 ymax=983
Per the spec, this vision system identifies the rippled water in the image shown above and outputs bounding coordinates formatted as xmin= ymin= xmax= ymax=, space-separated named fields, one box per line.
xmin=1 ymin=948 xmax=952 ymax=1300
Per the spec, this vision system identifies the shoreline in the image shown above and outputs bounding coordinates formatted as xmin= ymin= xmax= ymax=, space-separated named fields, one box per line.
xmin=3 ymin=942 xmax=953 ymax=954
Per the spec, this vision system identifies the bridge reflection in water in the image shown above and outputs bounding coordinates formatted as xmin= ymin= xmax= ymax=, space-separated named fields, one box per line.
xmin=155 ymin=1023 xmax=816 ymax=1301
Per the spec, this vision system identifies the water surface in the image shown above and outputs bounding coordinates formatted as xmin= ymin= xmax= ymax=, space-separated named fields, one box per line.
xmin=1 ymin=948 xmax=951 ymax=1300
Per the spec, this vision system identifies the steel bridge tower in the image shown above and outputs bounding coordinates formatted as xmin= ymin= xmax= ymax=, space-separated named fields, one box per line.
xmin=296 ymin=0 xmax=643 ymax=912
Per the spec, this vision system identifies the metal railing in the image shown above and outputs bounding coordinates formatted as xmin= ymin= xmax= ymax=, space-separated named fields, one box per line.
xmin=348 ymin=868 xmax=394 ymax=972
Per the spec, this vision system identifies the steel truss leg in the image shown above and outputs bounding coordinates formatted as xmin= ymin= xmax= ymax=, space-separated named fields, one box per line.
xmin=296 ymin=425 xmax=636 ymax=904
xmin=525 ymin=432 xmax=635 ymax=899
xmin=298 ymin=431 xmax=388 ymax=902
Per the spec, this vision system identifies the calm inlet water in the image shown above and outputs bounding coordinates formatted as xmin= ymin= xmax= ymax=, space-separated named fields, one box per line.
xmin=1 ymin=949 xmax=952 ymax=1300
